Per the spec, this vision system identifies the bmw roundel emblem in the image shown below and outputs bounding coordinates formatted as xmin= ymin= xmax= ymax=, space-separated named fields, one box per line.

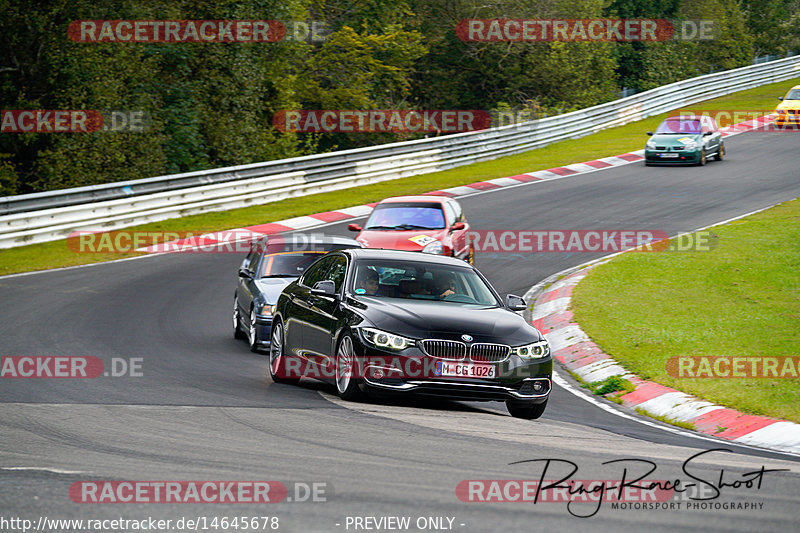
xmin=461 ymin=334 xmax=473 ymax=342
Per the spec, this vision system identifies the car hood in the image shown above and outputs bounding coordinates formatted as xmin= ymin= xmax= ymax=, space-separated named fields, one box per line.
xmin=648 ymin=133 xmax=703 ymax=146
xmin=776 ymin=100 xmax=800 ymax=110
xmin=255 ymin=277 xmax=296 ymax=303
xmin=356 ymin=229 xmax=448 ymax=250
xmin=356 ymin=297 xmax=543 ymax=345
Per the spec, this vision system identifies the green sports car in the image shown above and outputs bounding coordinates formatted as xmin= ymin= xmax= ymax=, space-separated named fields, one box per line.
xmin=645 ymin=115 xmax=724 ymax=166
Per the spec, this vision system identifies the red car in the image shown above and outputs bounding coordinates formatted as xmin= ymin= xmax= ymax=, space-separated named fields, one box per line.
xmin=348 ymin=195 xmax=475 ymax=263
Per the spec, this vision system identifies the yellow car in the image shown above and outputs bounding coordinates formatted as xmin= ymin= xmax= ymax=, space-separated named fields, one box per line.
xmin=774 ymin=85 xmax=800 ymax=126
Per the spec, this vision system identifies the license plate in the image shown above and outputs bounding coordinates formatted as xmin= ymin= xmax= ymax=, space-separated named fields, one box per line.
xmin=435 ymin=361 xmax=497 ymax=378
xmin=659 ymin=153 xmax=679 ymax=158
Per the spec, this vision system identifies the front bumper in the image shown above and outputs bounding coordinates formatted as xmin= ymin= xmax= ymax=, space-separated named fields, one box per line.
xmin=774 ymin=113 xmax=800 ymax=125
xmin=354 ymin=341 xmax=552 ymax=402
xmin=645 ymin=149 xmax=702 ymax=165
xmin=363 ymin=374 xmax=551 ymax=401
xmin=254 ymin=316 xmax=273 ymax=347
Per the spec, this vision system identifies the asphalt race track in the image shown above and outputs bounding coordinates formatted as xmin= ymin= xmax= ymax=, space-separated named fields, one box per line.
xmin=1 ymin=126 xmax=798 ymax=532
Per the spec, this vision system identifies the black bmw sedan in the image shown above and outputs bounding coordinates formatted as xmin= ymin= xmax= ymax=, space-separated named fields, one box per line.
xmin=269 ymin=248 xmax=552 ymax=419
xmin=233 ymin=234 xmax=362 ymax=352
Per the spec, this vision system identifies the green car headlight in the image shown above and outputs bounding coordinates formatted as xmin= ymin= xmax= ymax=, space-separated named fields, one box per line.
xmin=511 ymin=340 xmax=550 ymax=359
xmin=360 ymin=327 xmax=415 ymax=350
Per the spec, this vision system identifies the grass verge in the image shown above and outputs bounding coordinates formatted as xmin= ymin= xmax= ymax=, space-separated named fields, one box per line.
xmin=2 ymin=77 xmax=798 ymax=276
xmin=572 ymin=198 xmax=800 ymax=423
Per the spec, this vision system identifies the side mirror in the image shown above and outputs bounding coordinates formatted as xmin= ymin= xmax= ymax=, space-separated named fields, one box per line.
xmin=311 ymin=280 xmax=337 ymax=297
xmin=238 ymin=269 xmax=252 ymax=279
xmin=505 ymin=294 xmax=527 ymax=312
xmin=348 ymin=223 xmax=362 ymax=232
xmin=451 ymin=222 xmax=466 ymax=231
xmin=778 ymin=97 xmax=783 ymax=101
xmin=646 ymin=131 xmax=653 ymax=136
xmin=703 ymin=131 xmax=713 ymax=136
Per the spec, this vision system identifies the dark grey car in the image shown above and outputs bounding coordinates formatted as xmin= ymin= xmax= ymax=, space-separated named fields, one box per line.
xmin=233 ymin=234 xmax=362 ymax=352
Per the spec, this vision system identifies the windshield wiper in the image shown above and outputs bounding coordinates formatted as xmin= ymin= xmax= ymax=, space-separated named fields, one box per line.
xmin=364 ymin=224 xmax=442 ymax=230
xmin=398 ymin=224 xmax=442 ymax=230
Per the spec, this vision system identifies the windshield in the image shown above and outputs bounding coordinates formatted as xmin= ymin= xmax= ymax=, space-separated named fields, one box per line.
xmin=364 ymin=202 xmax=446 ymax=230
xmin=655 ymin=118 xmax=702 ymax=134
xmin=351 ymin=259 xmax=500 ymax=306
xmin=258 ymin=251 xmax=328 ymax=278
xmin=785 ymin=89 xmax=800 ymax=100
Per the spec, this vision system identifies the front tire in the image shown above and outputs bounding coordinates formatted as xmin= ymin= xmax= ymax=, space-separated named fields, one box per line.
xmin=248 ymin=308 xmax=260 ymax=353
xmin=714 ymin=143 xmax=724 ymax=161
xmin=335 ymin=334 xmax=365 ymax=401
xmin=269 ymin=320 xmax=299 ymax=384
xmin=506 ymin=398 xmax=548 ymax=420
xmin=233 ymin=295 xmax=246 ymax=340
xmin=697 ymin=148 xmax=707 ymax=166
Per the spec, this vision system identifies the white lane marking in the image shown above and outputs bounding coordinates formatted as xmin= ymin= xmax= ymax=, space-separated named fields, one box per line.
xmin=458 ymin=155 xmax=645 ymax=201
xmin=551 ymin=371 xmax=800 ymax=459
xmin=634 ymin=392 xmax=724 ymax=422
xmin=441 ymin=185 xmax=481 ymax=195
xmin=486 ymin=177 xmax=526 ymax=187
xmin=336 ymin=205 xmax=373 ymax=217
xmin=277 ymin=215 xmax=330 ymax=229
xmin=545 ymin=324 xmax=590 ymax=351
xmin=733 ymin=422 xmax=800 ymax=454
xmin=545 ymin=274 xmax=584 ymax=293
xmin=572 ymin=360 xmax=629 ymax=383
xmin=531 ymin=297 xmax=571 ymax=321
xmin=564 ymin=163 xmax=602 ymax=173
xmin=2 ymin=466 xmax=86 ymax=474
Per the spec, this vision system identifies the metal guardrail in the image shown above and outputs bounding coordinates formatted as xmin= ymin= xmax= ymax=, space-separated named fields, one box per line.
xmin=2 ymin=56 xmax=799 ymax=248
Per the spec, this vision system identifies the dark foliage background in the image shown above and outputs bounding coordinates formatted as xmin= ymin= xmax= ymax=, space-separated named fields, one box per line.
xmin=1 ymin=0 xmax=797 ymax=195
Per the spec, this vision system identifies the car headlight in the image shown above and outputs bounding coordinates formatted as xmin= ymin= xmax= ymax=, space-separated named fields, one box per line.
xmin=646 ymin=140 xmax=656 ymax=149
xmin=775 ymin=109 xmax=786 ymax=115
xmin=511 ymin=340 xmax=550 ymax=359
xmin=255 ymin=303 xmax=276 ymax=317
xmin=683 ymin=141 xmax=698 ymax=150
xmin=360 ymin=327 xmax=415 ymax=350
xmin=421 ymin=240 xmax=444 ymax=255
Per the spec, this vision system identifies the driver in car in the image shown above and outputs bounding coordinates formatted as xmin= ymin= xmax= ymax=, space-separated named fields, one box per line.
xmin=356 ymin=269 xmax=380 ymax=295
xmin=433 ymin=272 xmax=456 ymax=299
